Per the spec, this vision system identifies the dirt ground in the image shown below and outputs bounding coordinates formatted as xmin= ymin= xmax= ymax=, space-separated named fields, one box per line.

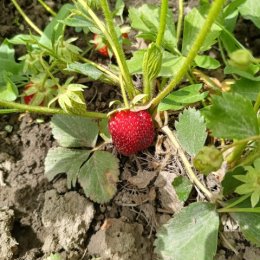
xmin=0 ymin=0 xmax=260 ymax=259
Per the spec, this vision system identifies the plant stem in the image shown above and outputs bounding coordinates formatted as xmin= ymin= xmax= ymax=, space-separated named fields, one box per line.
xmin=99 ymin=0 xmax=136 ymax=99
xmin=150 ymin=0 xmax=226 ymax=109
xmin=119 ymin=74 xmax=129 ymax=108
xmin=0 ymin=100 xmax=107 ymax=119
xmin=254 ymin=92 xmax=260 ymax=112
xmin=156 ymin=0 xmax=168 ymax=46
xmin=37 ymin=0 xmax=57 ymax=16
xmin=176 ymin=0 xmax=184 ymax=47
xmin=223 ymin=194 xmax=251 ymax=209
xmin=221 ymin=135 xmax=260 ymax=152
xmin=218 ymin=207 xmax=260 ymax=213
xmin=11 ymin=0 xmax=43 ymax=35
xmin=0 ymin=109 xmax=20 ymax=114
xmin=79 ymin=56 xmax=120 ymax=85
xmin=218 ymin=39 xmax=228 ymax=65
xmin=39 ymin=56 xmax=62 ymax=89
xmin=217 ymin=22 xmax=245 ymax=50
xmin=162 ymin=125 xmax=213 ymax=200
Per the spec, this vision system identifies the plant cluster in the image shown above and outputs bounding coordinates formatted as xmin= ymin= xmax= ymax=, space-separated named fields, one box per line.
xmin=0 ymin=0 xmax=260 ymax=258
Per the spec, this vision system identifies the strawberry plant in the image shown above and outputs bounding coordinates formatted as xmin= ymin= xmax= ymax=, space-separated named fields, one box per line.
xmin=0 ymin=0 xmax=260 ymax=259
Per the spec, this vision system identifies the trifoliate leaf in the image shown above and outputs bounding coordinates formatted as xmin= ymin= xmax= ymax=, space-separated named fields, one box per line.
xmin=51 ymin=114 xmax=99 ymax=148
xmin=78 ymin=151 xmax=119 ymax=203
xmin=175 ymin=108 xmax=207 ymax=156
xmin=203 ymin=92 xmax=259 ymax=139
xmin=45 ymin=147 xmax=91 ymax=188
xmin=154 ymin=202 xmax=219 ymax=260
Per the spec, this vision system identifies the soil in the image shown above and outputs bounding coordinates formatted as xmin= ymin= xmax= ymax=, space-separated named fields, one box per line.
xmin=0 ymin=1 xmax=260 ymax=260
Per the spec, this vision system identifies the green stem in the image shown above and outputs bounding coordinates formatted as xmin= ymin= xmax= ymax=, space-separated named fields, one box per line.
xmin=37 ymin=0 xmax=57 ymax=16
xmin=79 ymin=56 xmax=120 ymax=85
xmin=159 ymin=77 xmax=168 ymax=91
xmin=226 ymin=142 xmax=247 ymax=165
xmin=119 ymin=74 xmax=129 ymax=108
xmin=217 ymin=22 xmax=246 ymax=50
xmin=218 ymin=207 xmax=260 ymax=213
xmin=221 ymin=136 xmax=260 ymax=152
xmin=218 ymin=39 xmax=228 ymax=65
xmin=0 ymin=109 xmax=20 ymax=114
xmin=162 ymin=125 xmax=213 ymax=200
xmin=176 ymin=0 xmax=184 ymax=47
xmin=39 ymin=56 xmax=62 ymax=89
xmin=223 ymin=194 xmax=251 ymax=209
xmin=11 ymin=0 xmax=43 ymax=35
xmin=0 ymin=100 xmax=107 ymax=119
xmin=99 ymin=0 xmax=136 ymax=99
xmin=238 ymin=143 xmax=260 ymax=166
xmin=150 ymin=0 xmax=226 ymax=109
xmin=156 ymin=0 xmax=168 ymax=46
xmin=254 ymin=92 xmax=260 ymax=112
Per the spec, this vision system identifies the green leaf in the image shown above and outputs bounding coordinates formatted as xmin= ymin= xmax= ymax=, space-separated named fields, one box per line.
xmin=222 ymin=166 xmax=246 ymax=196
xmin=8 ymin=34 xmax=40 ymax=45
xmin=114 ymin=0 xmax=125 ymax=19
xmin=0 ymin=77 xmax=18 ymax=101
xmin=231 ymin=200 xmax=260 ymax=246
xmin=0 ymin=40 xmax=22 ymax=86
xmin=203 ymin=93 xmax=259 ymax=139
xmin=234 ymin=158 xmax=260 ymax=207
xmin=59 ymin=17 xmax=94 ymax=28
xmin=98 ymin=118 xmax=111 ymax=141
xmin=182 ymin=5 xmax=222 ymax=55
xmin=172 ymin=176 xmax=193 ymax=202
xmin=66 ymin=62 xmax=103 ymax=80
xmin=78 ymin=151 xmax=119 ymax=203
xmin=129 ymin=4 xmax=176 ymax=52
xmin=51 ymin=114 xmax=99 ymax=148
xmin=238 ymin=0 xmax=260 ymax=28
xmin=175 ymin=108 xmax=207 ymax=156
xmin=45 ymin=147 xmax=90 ymax=188
xmin=142 ymin=43 xmax=162 ymax=82
xmin=40 ymin=4 xmax=74 ymax=47
xmin=224 ymin=65 xmax=260 ymax=81
xmin=158 ymin=84 xmax=208 ymax=112
xmin=154 ymin=202 xmax=219 ymax=260
xmin=232 ymin=78 xmax=260 ymax=101
xmin=195 ymin=55 xmax=221 ymax=69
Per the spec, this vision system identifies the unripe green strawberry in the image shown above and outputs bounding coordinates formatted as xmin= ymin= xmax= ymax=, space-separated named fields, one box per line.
xmin=193 ymin=146 xmax=223 ymax=175
xmin=108 ymin=110 xmax=155 ymax=156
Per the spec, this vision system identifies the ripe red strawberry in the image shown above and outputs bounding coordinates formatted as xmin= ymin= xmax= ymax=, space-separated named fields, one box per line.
xmin=108 ymin=110 xmax=155 ymax=156
xmin=93 ymin=34 xmax=109 ymax=57
xmin=23 ymin=82 xmax=34 ymax=104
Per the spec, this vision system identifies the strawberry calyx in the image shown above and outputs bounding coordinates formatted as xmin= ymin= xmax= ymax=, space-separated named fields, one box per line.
xmin=22 ymin=74 xmax=58 ymax=106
